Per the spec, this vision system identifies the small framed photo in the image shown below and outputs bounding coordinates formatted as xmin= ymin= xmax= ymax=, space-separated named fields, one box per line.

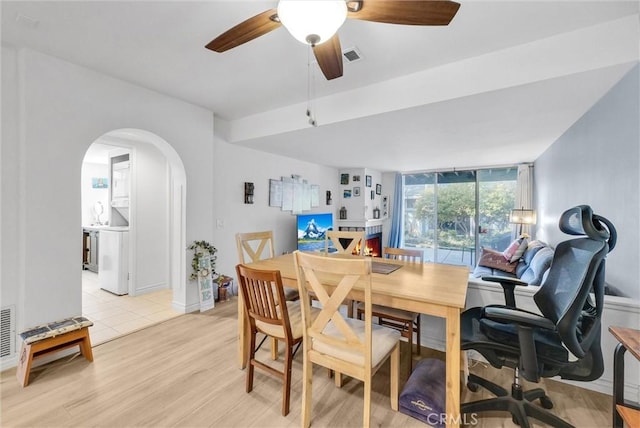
xmin=343 ymin=189 xmax=352 ymax=198
xmin=353 ymin=187 xmax=361 ymax=197
xmin=365 ymin=175 xmax=372 ymax=187
xmin=370 ymin=190 xmax=375 ymax=200
xmin=376 ymin=184 xmax=382 ymax=195
xmin=92 ymin=178 xmax=108 ymax=189
xmin=353 ymin=175 xmax=360 ymax=182
xmin=340 ymin=173 xmax=349 ymax=185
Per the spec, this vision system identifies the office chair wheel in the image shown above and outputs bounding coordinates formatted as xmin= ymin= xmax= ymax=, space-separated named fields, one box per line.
xmin=467 ymin=381 xmax=479 ymax=392
xmin=539 ymin=396 xmax=554 ymax=409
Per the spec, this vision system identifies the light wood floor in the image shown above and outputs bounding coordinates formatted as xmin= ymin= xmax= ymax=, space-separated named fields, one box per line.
xmin=1 ymin=299 xmax=611 ymax=427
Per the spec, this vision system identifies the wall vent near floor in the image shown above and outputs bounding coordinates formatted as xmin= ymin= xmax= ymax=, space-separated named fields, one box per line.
xmin=1 ymin=305 xmax=16 ymax=358
xmin=342 ymin=46 xmax=363 ymax=63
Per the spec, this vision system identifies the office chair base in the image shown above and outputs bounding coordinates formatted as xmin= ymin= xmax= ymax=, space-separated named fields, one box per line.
xmin=462 ymin=373 xmax=573 ymax=428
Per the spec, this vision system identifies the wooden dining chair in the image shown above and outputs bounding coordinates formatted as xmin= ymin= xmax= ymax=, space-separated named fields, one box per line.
xmin=357 ymin=247 xmax=424 ymax=368
xmin=235 ymin=231 xmax=299 ymax=301
xmin=235 ymin=264 xmax=319 ymax=416
xmin=323 ymin=230 xmax=365 ymax=318
xmin=293 ymin=251 xmax=400 ymax=428
xmin=324 ymin=230 xmax=366 ymax=256
xmin=236 ymin=231 xmax=299 ymax=360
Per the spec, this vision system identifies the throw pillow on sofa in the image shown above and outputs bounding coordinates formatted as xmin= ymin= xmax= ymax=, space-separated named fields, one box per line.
xmin=502 ymin=237 xmax=529 ymax=263
xmin=478 ymin=247 xmax=518 ymax=274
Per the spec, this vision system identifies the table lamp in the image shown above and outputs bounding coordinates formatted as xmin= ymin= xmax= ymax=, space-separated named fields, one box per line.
xmin=510 ymin=207 xmax=537 ymax=237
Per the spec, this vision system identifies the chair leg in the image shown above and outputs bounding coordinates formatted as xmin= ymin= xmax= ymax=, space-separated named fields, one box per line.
xmin=347 ymin=300 xmax=354 ymax=318
xmin=523 ymin=400 xmax=573 ymax=428
xmin=363 ymin=374 xmax=372 ymax=428
xmin=415 ymin=315 xmax=421 ymax=356
xmin=404 ymin=327 xmax=413 ymax=372
xmin=301 ymin=354 xmax=313 ymax=428
xmin=390 ymin=342 xmax=400 ymax=411
xmin=467 ymin=373 xmax=508 ymax=397
xmin=282 ymin=344 xmax=293 ymax=416
xmin=462 ymin=374 xmax=572 ymax=428
xmin=523 ymin=387 xmax=547 ymax=403
xmin=462 ymin=396 xmax=531 ymax=428
xmin=246 ymin=330 xmax=257 ymax=393
xmin=271 ymin=337 xmax=279 ymax=360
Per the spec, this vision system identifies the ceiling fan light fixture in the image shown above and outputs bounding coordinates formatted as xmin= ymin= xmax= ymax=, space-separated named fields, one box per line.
xmin=277 ymin=0 xmax=347 ymax=46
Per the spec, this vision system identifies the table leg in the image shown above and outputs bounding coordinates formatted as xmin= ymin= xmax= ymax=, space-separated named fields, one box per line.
xmin=445 ymin=307 xmax=461 ymax=428
xmin=238 ymin=293 xmax=250 ymax=369
xmin=613 ymin=342 xmax=626 ymax=428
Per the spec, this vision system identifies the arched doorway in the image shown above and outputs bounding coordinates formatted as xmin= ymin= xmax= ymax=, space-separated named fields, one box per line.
xmin=81 ymin=129 xmax=187 ymax=342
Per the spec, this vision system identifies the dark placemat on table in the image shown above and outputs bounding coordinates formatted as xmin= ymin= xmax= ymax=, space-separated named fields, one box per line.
xmin=372 ymin=261 xmax=402 ymax=275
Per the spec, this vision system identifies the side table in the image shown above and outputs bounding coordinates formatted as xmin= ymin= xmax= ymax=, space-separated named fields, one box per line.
xmin=609 ymin=326 xmax=640 ymax=428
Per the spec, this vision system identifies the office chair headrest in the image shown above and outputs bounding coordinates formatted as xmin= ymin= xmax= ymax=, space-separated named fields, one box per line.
xmin=559 ymin=205 xmax=616 ymax=252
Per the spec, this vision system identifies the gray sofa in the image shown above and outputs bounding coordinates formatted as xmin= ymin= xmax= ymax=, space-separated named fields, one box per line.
xmin=470 ymin=240 xmax=554 ymax=308
xmin=471 ymin=240 xmax=554 ymax=286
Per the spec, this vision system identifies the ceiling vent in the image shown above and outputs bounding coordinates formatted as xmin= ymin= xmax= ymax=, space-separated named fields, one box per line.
xmin=342 ymin=47 xmax=363 ymax=63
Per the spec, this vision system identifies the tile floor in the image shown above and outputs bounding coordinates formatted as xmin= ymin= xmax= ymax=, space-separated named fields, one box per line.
xmin=82 ymin=270 xmax=182 ymax=345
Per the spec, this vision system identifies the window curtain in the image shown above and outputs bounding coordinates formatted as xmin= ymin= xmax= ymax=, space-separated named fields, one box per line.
xmin=388 ymin=173 xmax=403 ymax=248
xmin=515 ymin=163 xmax=534 ymax=237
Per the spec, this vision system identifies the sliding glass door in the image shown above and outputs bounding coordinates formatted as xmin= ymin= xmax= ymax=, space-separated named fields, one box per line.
xmin=477 ymin=168 xmax=517 ymax=253
xmin=402 ymin=167 xmax=516 ymax=268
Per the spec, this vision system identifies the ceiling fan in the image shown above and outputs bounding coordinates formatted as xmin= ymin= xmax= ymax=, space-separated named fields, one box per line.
xmin=205 ymin=0 xmax=460 ymax=81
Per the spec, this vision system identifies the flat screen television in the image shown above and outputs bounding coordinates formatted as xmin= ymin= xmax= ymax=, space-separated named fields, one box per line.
xmin=297 ymin=212 xmax=333 ymax=252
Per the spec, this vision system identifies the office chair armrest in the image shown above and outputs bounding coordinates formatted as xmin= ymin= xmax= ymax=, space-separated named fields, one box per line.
xmin=481 ymin=276 xmax=529 ymax=308
xmin=483 ymin=307 xmax=556 ymax=331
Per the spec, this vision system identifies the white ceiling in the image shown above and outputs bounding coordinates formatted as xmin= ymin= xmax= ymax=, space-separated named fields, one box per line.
xmin=2 ymin=1 xmax=638 ymax=172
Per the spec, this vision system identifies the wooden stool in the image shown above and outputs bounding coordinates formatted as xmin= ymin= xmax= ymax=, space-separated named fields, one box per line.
xmin=16 ymin=317 xmax=94 ymax=387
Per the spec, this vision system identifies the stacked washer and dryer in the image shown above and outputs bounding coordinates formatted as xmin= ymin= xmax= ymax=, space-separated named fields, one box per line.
xmin=99 ymin=152 xmax=130 ymax=295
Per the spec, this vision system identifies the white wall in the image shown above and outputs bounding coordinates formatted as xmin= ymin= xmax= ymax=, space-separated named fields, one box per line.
xmin=211 ymin=136 xmax=339 ymax=280
xmin=131 ymin=142 xmax=169 ymax=295
xmin=80 ymin=162 xmax=109 ymax=226
xmin=535 ymin=64 xmax=639 ymax=300
xmin=337 ymin=168 xmax=384 ymax=222
xmin=1 ymin=45 xmax=20 ymax=314
xmin=1 ymin=46 xmax=215 ymax=342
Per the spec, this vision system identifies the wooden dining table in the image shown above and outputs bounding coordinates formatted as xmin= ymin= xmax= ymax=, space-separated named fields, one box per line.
xmin=240 ymin=252 xmax=470 ymax=428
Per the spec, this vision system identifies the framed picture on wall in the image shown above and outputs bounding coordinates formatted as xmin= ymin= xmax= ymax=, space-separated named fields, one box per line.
xmin=340 ymin=173 xmax=349 ymax=185
xmin=371 ymin=190 xmax=375 ymax=200
xmin=382 ymin=196 xmax=389 ymax=217
xmin=92 ymin=178 xmax=108 ymax=189
xmin=376 ymin=184 xmax=382 ymax=195
xmin=269 ymin=179 xmax=283 ymax=207
xmin=353 ymin=187 xmax=361 ymax=197
xmin=365 ymin=175 xmax=372 ymax=187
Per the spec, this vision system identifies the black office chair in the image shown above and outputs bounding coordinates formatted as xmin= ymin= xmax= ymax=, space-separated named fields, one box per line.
xmin=461 ymin=205 xmax=617 ymax=428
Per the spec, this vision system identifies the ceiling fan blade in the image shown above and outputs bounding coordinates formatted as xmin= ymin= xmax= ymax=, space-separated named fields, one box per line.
xmin=347 ymin=0 xmax=460 ymax=26
xmin=205 ymin=9 xmax=281 ymax=52
xmin=312 ymin=34 xmax=344 ymax=80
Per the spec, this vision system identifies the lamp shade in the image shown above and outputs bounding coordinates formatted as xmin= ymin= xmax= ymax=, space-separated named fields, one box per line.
xmin=277 ymin=0 xmax=347 ymax=45
xmin=510 ymin=208 xmax=537 ymax=225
